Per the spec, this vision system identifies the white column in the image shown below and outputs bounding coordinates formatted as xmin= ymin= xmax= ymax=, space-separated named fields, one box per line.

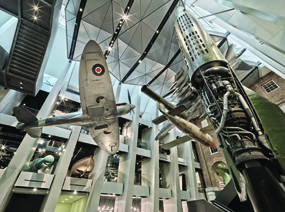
xmin=178 ymin=141 xmax=199 ymax=200
xmin=114 ymin=88 xmax=141 ymax=212
xmin=141 ymin=107 xmax=159 ymax=212
xmin=163 ymin=129 xmax=182 ymax=212
xmin=0 ymin=89 xmax=26 ymax=115
xmin=40 ymin=126 xmax=81 ymax=212
xmin=0 ymin=61 xmax=74 ymax=211
xmin=85 ymin=148 xmax=109 ymax=212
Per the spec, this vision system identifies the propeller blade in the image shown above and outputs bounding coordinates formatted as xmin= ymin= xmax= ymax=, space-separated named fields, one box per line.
xmin=127 ymin=89 xmax=132 ymax=105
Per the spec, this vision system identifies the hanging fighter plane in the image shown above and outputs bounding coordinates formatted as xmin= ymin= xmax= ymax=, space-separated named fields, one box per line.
xmin=13 ymin=40 xmax=135 ymax=154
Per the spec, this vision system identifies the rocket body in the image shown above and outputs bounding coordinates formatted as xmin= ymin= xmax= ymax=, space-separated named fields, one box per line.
xmin=174 ymin=6 xmax=285 ymax=211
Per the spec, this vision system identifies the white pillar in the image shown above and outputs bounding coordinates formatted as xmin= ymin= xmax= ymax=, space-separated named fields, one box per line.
xmin=0 ymin=61 xmax=74 ymax=211
xmin=163 ymin=129 xmax=182 ymax=212
xmin=40 ymin=126 xmax=81 ymax=212
xmin=85 ymin=148 xmax=109 ymax=212
xmin=114 ymin=88 xmax=141 ymax=212
xmin=141 ymin=107 xmax=159 ymax=212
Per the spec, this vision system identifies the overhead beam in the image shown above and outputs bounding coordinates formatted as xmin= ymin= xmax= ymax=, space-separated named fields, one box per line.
xmin=198 ymin=9 xmax=234 ymax=19
xmin=68 ymin=0 xmax=88 ymax=59
xmin=104 ymin=0 xmax=135 ymax=58
xmin=147 ymin=49 xmax=181 ymax=86
xmin=121 ymin=0 xmax=180 ymax=83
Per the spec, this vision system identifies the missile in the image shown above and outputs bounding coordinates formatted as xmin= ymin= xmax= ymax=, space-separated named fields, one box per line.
xmin=174 ymin=6 xmax=285 ymax=210
xmin=157 ymin=102 xmax=215 ymax=147
xmin=24 ymin=155 xmax=54 ymax=172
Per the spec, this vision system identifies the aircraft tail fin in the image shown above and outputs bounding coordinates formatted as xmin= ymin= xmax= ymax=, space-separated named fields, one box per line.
xmin=13 ymin=107 xmax=42 ymax=138
xmin=26 ymin=128 xmax=42 ymax=138
xmin=13 ymin=107 xmax=38 ymax=123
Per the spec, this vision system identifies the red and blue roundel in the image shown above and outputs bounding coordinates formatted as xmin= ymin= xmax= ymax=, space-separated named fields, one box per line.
xmin=92 ymin=64 xmax=105 ymax=76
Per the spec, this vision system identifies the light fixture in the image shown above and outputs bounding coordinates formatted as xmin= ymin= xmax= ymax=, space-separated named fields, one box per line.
xmin=48 ymin=135 xmax=51 ymax=138
xmin=79 ymin=8 xmax=83 ymax=11
xmin=127 ymin=6 xmax=130 ymax=9
xmin=156 ymin=30 xmax=159 ymax=33
xmin=123 ymin=14 xmax=127 ymax=20
xmin=33 ymin=188 xmax=37 ymax=192
xmin=23 ymin=103 xmax=26 ymax=106
xmin=42 ymin=149 xmax=46 ymax=152
xmin=61 ymin=95 xmax=64 ymax=100
xmin=56 ymin=102 xmax=59 ymax=104
xmin=33 ymin=16 xmax=38 ymax=20
xmin=108 ymin=46 xmax=112 ymax=51
xmin=1 ymin=146 xmax=5 ymax=150
xmin=138 ymin=60 xmax=142 ymax=63
xmin=20 ymin=81 xmax=23 ymax=84
xmin=20 ymin=86 xmax=23 ymax=89
xmin=73 ymin=190 xmax=77 ymax=194
xmin=33 ymin=5 xmax=38 ymax=11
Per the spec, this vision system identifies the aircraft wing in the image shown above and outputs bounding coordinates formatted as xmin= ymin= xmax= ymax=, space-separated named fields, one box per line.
xmin=79 ymin=40 xmax=117 ymax=117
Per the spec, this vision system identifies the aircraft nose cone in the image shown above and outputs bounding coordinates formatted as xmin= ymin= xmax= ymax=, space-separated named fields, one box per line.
xmin=131 ymin=104 xmax=136 ymax=109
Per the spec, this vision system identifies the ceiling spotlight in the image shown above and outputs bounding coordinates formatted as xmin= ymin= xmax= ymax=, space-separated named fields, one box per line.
xmin=127 ymin=6 xmax=130 ymax=9
xmin=48 ymin=135 xmax=51 ymax=138
xmin=111 ymin=40 xmax=113 ymax=43
xmin=20 ymin=86 xmax=23 ymax=89
xmin=1 ymin=146 xmax=5 ymax=150
xmin=61 ymin=95 xmax=64 ymax=100
xmin=23 ymin=103 xmax=26 ymax=106
xmin=33 ymin=16 xmax=38 ymax=20
xmin=79 ymin=8 xmax=83 ymax=12
xmin=56 ymin=102 xmax=59 ymax=105
xmin=73 ymin=190 xmax=77 ymax=194
xmin=33 ymin=188 xmax=37 ymax=192
xmin=20 ymin=81 xmax=23 ymax=84
xmin=123 ymin=14 xmax=127 ymax=20
xmin=138 ymin=60 xmax=142 ymax=63
xmin=108 ymin=46 xmax=112 ymax=51
xmin=156 ymin=30 xmax=159 ymax=33
xmin=33 ymin=5 xmax=38 ymax=11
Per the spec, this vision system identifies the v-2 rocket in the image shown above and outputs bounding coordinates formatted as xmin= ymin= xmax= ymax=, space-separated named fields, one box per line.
xmin=174 ymin=6 xmax=285 ymax=211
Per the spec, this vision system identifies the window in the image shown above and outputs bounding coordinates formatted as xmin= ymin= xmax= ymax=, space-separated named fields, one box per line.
xmin=262 ymin=80 xmax=279 ymax=93
xmin=210 ymin=146 xmax=218 ymax=154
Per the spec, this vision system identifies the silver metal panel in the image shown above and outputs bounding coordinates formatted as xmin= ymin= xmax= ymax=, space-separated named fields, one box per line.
xmin=159 ymin=188 xmax=172 ymax=199
xmin=159 ymin=153 xmax=171 ymax=163
xmin=181 ymin=190 xmax=191 ymax=200
xmin=178 ymin=157 xmax=187 ymax=166
xmin=62 ymin=177 xmax=92 ymax=192
xmin=136 ymin=148 xmax=151 ymax=158
xmin=119 ymin=143 xmax=129 ymax=153
xmin=194 ymin=161 xmax=201 ymax=169
xmin=133 ymin=185 xmax=150 ymax=197
xmin=101 ymin=181 xmax=124 ymax=195
xmin=14 ymin=172 xmax=54 ymax=189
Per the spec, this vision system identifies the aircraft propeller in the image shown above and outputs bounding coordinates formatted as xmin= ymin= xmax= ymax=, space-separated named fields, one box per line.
xmin=127 ymin=89 xmax=135 ymax=114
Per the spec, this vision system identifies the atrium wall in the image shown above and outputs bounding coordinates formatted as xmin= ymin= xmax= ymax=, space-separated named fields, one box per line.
xmin=0 ymin=63 xmax=205 ymax=212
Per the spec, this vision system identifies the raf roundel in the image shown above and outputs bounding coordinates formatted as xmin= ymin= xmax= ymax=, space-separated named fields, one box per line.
xmin=92 ymin=64 xmax=105 ymax=76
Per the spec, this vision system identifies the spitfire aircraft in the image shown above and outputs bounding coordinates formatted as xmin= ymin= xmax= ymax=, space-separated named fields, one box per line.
xmin=13 ymin=40 xmax=135 ymax=154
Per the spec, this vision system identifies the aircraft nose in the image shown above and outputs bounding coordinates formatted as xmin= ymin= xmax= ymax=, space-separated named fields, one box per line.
xmin=131 ymin=104 xmax=136 ymax=109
